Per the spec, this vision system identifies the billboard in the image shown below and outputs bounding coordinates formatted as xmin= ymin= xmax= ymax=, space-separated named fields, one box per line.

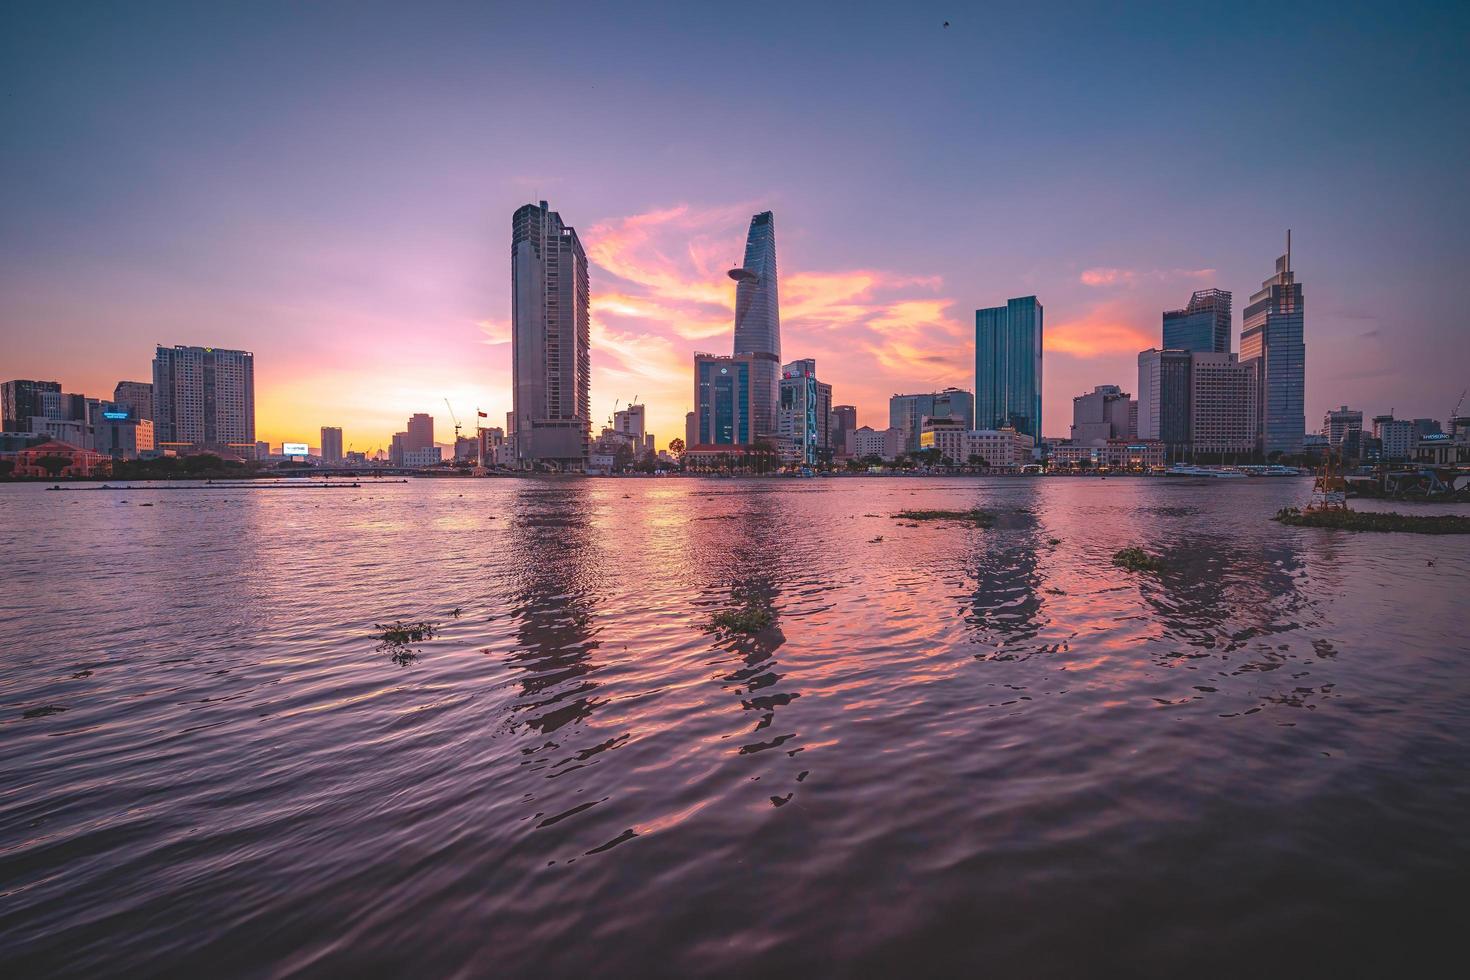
xmin=283 ymin=442 xmax=309 ymax=457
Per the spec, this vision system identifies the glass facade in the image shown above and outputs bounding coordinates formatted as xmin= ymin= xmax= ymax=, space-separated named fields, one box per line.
xmin=1162 ymin=288 xmax=1232 ymax=354
xmin=695 ymin=354 xmax=754 ymax=446
xmin=729 ymin=212 xmax=781 ymax=437
xmin=1240 ymin=237 xmax=1305 ymax=456
xmin=975 ymin=296 xmax=1043 ymax=438
xmin=778 ymin=359 xmax=822 ymax=465
xmin=888 ymin=388 xmax=975 ymax=452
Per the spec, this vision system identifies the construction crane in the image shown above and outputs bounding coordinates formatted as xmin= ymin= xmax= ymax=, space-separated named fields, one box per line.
xmin=444 ymin=399 xmax=462 ymax=441
xmin=1452 ymin=388 xmax=1467 ymax=422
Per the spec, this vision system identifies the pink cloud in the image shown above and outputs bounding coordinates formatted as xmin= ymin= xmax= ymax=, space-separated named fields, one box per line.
xmin=584 ymin=204 xmax=973 ymax=443
xmin=1080 ymin=267 xmax=1216 ymax=288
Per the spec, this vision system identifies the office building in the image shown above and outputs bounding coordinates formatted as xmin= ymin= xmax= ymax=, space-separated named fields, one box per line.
xmin=1070 ymin=385 xmax=1134 ymax=445
xmin=976 ymin=296 xmax=1043 ymax=438
xmin=614 ymin=404 xmax=646 ymax=442
xmin=729 ymin=211 xmax=782 ymax=437
xmin=94 ymin=402 xmax=155 ymax=458
xmin=405 ymin=414 xmax=433 ymax=451
xmin=1373 ymin=416 xmax=1418 ymax=462
xmin=2 ymin=379 xmax=61 ymax=432
xmin=830 ymin=405 xmax=857 ymax=456
xmin=320 ymin=426 xmax=344 ymax=463
xmin=778 ymin=359 xmax=818 ymax=465
xmin=152 ymin=345 xmax=255 ymax=455
xmin=1240 ymin=233 xmax=1306 ymax=455
xmin=390 ymin=432 xmax=407 ymax=466
xmin=113 ymin=381 xmax=153 ymax=421
xmin=847 ymin=426 xmax=905 ymax=462
xmin=1189 ymin=353 xmax=1257 ymax=455
xmin=693 ymin=353 xmax=758 ymax=446
xmin=1137 ymin=349 xmax=1193 ymax=459
xmin=889 ymin=388 xmax=975 ymax=452
xmin=39 ymin=390 xmax=89 ymax=422
xmin=1163 ymin=288 xmax=1232 ymax=354
xmin=1322 ymin=405 xmax=1363 ymax=447
xmin=512 ymin=200 xmax=591 ymax=470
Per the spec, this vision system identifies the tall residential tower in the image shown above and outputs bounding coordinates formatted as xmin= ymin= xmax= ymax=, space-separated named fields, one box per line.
xmin=1241 ymin=233 xmax=1306 ymax=456
xmin=729 ymin=211 xmax=781 ymax=438
xmin=512 ymin=201 xmax=590 ymax=470
xmin=151 ymin=345 xmax=255 ymax=455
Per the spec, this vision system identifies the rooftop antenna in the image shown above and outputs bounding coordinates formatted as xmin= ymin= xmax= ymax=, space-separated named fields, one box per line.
xmin=1286 ymin=228 xmax=1292 ymax=274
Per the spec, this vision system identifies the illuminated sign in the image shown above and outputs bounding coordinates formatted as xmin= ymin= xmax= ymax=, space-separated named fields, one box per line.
xmin=101 ymin=411 xmax=130 ymax=420
xmin=283 ymin=442 xmax=309 ymax=456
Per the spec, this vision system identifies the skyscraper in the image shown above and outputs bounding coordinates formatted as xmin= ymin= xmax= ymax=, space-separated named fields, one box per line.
xmin=406 ymin=413 xmax=434 ymax=451
xmin=729 ymin=211 xmax=781 ymax=438
xmin=694 ymin=353 xmax=759 ymax=446
xmin=151 ymin=345 xmax=255 ymax=454
xmin=2 ymin=379 xmax=61 ymax=432
xmin=1163 ymin=288 xmax=1232 ymax=354
xmin=320 ymin=426 xmax=343 ymax=463
xmin=512 ymin=201 xmax=590 ymax=471
xmin=830 ymin=405 xmax=858 ymax=456
xmin=976 ymin=296 xmax=1044 ymax=438
xmin=778 ymin=358 xmax=829 ymax=466
xmin=112 ymin=381 xmax=154 ymax=422
xmin=1137 ymin=349 xmax=1193 ymax=459
xmin=1189 ymin=353 xmax=1256 ymax=455
xmin=1241 ymin=233 xmax=1306 ymax=456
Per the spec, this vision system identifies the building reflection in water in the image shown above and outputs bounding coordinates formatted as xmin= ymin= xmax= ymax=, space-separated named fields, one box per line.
xmin=963 ymin=523 xmax=1047 ymax=662
xmin=686 ymin=488 xmax=805 ymax=806
xmin=501 ymin=483 xmax=606 ymax=745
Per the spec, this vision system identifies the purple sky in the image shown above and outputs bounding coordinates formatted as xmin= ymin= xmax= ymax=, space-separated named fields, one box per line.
xmin=3 ymin=1 xmax=1467 ymax=447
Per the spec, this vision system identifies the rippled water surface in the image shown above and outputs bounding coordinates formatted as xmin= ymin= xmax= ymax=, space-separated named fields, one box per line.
xmin=3 ymin=477 xmax=1468 ymax=977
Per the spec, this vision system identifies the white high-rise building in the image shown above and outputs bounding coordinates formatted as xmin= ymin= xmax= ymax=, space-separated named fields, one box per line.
xmin=151 ymin=345 xmax=255 ymax=455
xmin=512 ymin=201 xmax=590 ymax=471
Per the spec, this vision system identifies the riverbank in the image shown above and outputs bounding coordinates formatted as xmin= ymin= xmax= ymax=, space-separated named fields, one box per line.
xmin=1273 ymin=506 xmax=1470 ymax=534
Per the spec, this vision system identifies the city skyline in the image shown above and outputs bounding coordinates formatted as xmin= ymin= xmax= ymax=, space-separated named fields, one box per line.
xmin=3 ymin=3 xmax=1466 ymax=448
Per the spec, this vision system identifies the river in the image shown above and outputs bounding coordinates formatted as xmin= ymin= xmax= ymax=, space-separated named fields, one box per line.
xmin=2 ymin=476 xmax=1467 ymax=976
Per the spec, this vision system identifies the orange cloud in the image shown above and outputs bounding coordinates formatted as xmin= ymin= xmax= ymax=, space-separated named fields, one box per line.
xmin=1046 ymin=304 xmax=1155 ymax=357
xmin=584 ymin=203 xmax=974 ymax=443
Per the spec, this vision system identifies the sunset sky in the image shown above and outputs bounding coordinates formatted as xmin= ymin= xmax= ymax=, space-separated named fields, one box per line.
xmin=3 ymin=1 xmax=1467 ymax=450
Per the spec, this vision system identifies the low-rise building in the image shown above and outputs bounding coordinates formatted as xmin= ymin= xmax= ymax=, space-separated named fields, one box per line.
xmin=12 ymin=439 xmax=108 ymax=478
xmin=1050 ymin=440 xmax=1167 ymax=471
xmin=402 ymin=447 xmax=443 ymax=468
xmin=846 ymin=425 xmax=904 ymax=462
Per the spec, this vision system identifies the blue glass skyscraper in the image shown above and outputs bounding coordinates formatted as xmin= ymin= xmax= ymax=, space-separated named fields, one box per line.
xmin=1163 ymin=288 xmax=1232 ymax=353
xmin=694 ymin=353 xmax=756 ymax=446
xmin=976 ymin=296 xmax=1043 ymax=439
xmin=1240 ymin=233 xmax=1305 ymax=456
xmin=729 ymin=212 xmax=780 ymax=438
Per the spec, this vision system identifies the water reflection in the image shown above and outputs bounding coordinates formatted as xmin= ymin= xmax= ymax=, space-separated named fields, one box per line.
xmin=502 ymin=485 xmax=605 ymax=741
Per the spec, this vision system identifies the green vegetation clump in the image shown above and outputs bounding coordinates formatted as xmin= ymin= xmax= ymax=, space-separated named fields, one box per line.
xmin=1273 ymin=507 xmax=1470 ymax=534
xmin=374 ymin=620 xmax=438 ymax=643
xmin=706 ymin=603 xmax=775 ymax=635
xmin=894 ymin=508 xmax=996 ymax=527
xmin=1112 ymin=547 xmax=1164 ymax=572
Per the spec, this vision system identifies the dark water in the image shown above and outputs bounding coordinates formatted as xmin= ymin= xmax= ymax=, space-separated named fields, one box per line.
xmin=2 ymin=477 xmax=1468 ymax=977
